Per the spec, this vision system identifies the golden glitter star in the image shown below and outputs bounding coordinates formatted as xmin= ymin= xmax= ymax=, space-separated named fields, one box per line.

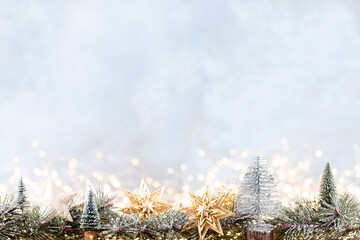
xmin=182 ymin=187 xmax=235 ymax=240
xmin=218 ymin=181 xmax=239 ymax=204
xmin=122 ymin=179 xmax=171 ymax=221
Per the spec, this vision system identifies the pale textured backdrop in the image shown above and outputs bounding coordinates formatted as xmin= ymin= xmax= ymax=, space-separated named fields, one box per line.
xmin=1 ymin=0 xmax=360 ymax=194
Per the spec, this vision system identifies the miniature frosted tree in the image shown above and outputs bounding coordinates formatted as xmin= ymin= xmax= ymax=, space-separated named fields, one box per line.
xmin=16 ymin=177 xmax=27 ymax=210
xmin=80 ymin=190 xmax=100 ymax=230
xmin=237 ymin=155 xmax=280 ymax=225
xmin=319 ymin=162 xmax=337 ymax=206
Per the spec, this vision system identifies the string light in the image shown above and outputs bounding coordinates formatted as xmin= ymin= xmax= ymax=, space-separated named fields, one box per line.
xmin=3 ymin=137 xmax=360 ymax=208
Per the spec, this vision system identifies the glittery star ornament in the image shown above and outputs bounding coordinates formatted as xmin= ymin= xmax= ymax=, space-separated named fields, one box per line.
xmin=218 ymin=181 xmax=239 ymax=204
xmin=122 ymin=179 xmax=171 ymax=221
xmin=41 ymin=179 xmax=77 ymax=222
xmin=182 ymin=187 xmax=235 ymax=240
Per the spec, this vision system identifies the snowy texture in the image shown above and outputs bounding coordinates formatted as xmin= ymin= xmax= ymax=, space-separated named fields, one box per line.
xmin=0 ymin=1 xmax=360 ymax=194
xmin=319 ymin=162 xmax=337 ymax=206
xmin=238 ymin=156 xmax=280 ymax=223
xmin=15 ymin=177 xmax=26 ymax=209
xmin=81 ymin=190 xmax=100 ymax=230
xmin=247 ymin=223 xmax=274 ymax=233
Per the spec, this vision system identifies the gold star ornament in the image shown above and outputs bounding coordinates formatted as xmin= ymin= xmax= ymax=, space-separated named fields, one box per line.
xmin=182 ymin=187 xmax=235 ymax=240
xmin=122 ymin=179 xmax=171 ymax=221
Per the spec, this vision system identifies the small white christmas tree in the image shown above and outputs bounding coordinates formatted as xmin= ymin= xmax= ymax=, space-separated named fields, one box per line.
xmin=80 ymin=190 xmax=100 ymax=230
xmin=319 ymin=162 xmax=337 ymax=206
xmin=16 ymin=177 xmax=27 ymax=211
xmin=237 ymin=155 xmax=280 ymax=227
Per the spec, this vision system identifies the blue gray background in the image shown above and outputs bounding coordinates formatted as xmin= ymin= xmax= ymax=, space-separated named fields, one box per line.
xmin=1 ymin=0 xmax=360 ymax=193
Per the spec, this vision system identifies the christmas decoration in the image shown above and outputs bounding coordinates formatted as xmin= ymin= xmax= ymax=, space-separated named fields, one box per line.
xmin=81 ymin=190 xmax=100 ymax=240
xmin=38 ymin=179 xmax=77 ymax=222
xmin=81 ymin=190 xmax=100 ymax=229
xmin=319 ymin=162 xmax=337 ymax=206
xmin=15 ymin=177 xmax=27 ymax=211
xmin=218 ymin=181 xmax=239 ymax=204
xmin=182 ymin=187 xmax=235 ymax=240
xmin=122 ymin=179 xmax=172 ymax=221
xmin=1 ymin=158 xmax=360 ymax=239
xmin=237 ymin=156 xmax=280 ymax=223
xmin=237 ymin=156 xmax=280 ymax=240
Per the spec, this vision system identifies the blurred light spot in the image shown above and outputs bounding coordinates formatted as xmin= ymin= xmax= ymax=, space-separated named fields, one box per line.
xmin=96 ymin=152 xmax=103 ymax=159
xmin=104 ymin=184 xmax=111 ymax=194
xmin=182 ymin=185 xmax=189 ymax=192
xmin=68 ymin=158 xmax=77 ymax=169
xmin=0 ymin=185 xmax=6 ymax=195
xmin=197 ymin=174 xmax=205 ymax=181
xmin=32 ymin=140 xmax=39 ymax=148
xmin=315 ymin=150 xmax=323 ymax=158
xmin=180 ymin=164 xmax=187 ymax=171
xmin=345 ymin=170 xmax=352 ymax=177
xmin=153 ymin=181 xmax=160 ymax=188
xmin=198 ymin=149 xmax=205 ymax=157
xmin=131 ymin=158 xmax=139 ymax=166
xmin=281 ymin=138 xmax=288 ymax=145
xmin=167 ymin=188 xmax=174 ymax=195
xmin=304 ymin=178 xmax=313 ymax=186
xmin=55 ymin=179 xmax=63 ymax=187
xmin=283 ymin=184 xmax=292 ymax=193
xmin=146 ymin=177 xmax=153 ymax=184
xmin=63 ymin=185 xmax=72 ymax=193
xmin=230 ymin=149 xmax=238 ymax=156
xmin=282 ymin=145 xmax=289 ymax=151
xmin=332 ymin=168 xmax=338 ymax=175
xmin=79 ymin=174 xmax=86 ymax=181
xmin=51 ymin=171 xmax=58 ymax=178
xmin=167 ymin=168 xmax=174 ymax=174
xmin=68 ymin=169 xmax=75 ymax=176
xmin=187 ymin=175 xmax=194 ymax=182
xmin=13 ymin=156 xmax=19 ymax=163
xmin=339 ymin=177 xmax=345 ymax=183
xmin=39 ymin=151 xmax=46 ymax=158
xmin=241 ymin=152 xmax=248 ymax=158
xmin=110 ymin=178 xmax=121 ymax=188
xmin=34 ymin=168 xmax=42 ymax=176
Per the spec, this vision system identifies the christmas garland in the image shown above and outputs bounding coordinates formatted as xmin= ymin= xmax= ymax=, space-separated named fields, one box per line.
xmin=1 ymin=156 xmax=360 ymax=240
